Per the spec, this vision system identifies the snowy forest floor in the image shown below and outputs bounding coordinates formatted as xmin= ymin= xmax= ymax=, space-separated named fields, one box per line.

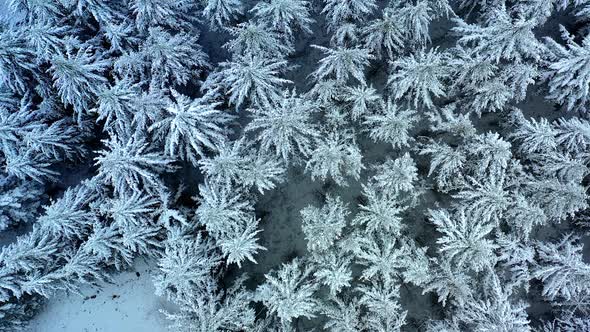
xmin=25 ymin=259 xmax=172 ymax=332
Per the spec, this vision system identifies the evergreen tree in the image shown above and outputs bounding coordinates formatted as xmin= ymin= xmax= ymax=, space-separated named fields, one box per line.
xmin=430 ymin=209 xmax=497 ymax=272
xmin=217 ymin=216 xmax=266 ymax=268
xmin=245 ymin=90 xmax=319 ymax=163
xmin=456 ymin=273 xmax=530 ymax=332
xmin=453 ymin=8 xmax=544 ymax=63
xmin=344 ymin=85 xmax=381 ymax=121
xmin=162 ymin=279 xmax=255 ymax=331
xmin=301 ymin=196 xmax=349 ymax=253
xmin=224 ymin=21 xmax=294 ymax=57
xmin=0 ymin=175 xmax=43 ymax=231
xmin=321 ymin=297 xmax=362 ymax=332
xmin=140 ymin=27 xmax=210 ymax=88
xmin=388 ymin=48 xmax=450 ymax=109
xmin=149 ymin=90 xmax=234 ymax=166
xmin=420 ymin=140 xmax=466 ymax=191
xmin=49 ymin=46 xmax=109 ymax=120
xmin=533 ymin=234 xmax=590 ymax=302
xmin=313 ymin=253 xmax=353 ymax=295
xmin=208 ymin=55 xmax=292 ymax=110
xmin=311 ymin=45 xmax=374 ymax=85
xmin=371 ymin=153 xmax=418 ymax=196
xmin=394 ymin=1 xmax=433 ymax=46
xmin=553 ymin=116 xmax=590 ymax=154
xmin=362 ymin=9 xmax=403 ymax=59
xmin=305 ymin=130 xmax=363 ymax=186
xmin=154 ymin=232 xmax=221 ymax=302
xmin=202 ymin=0 xmax=243 ymax=29
xmin=544 ymin=26 xmax=590 ymax=112
xmin=353 ymin=184 xmax=406 ymax=235
xmin=0 ymin=28 xmax=36 ymax=94
xmin=322 ymin=0 xmax=377 ymax=31
xmin=94 ymin=136 xmax=176 ymax=195
xmin=365 ymin=99 xmax=419 ymax=149
xmin=256 ymin=259 xmax=319 ymax=324
xmin=251 ymin=0 xmax=314 ymax=37
xmin=357 ymin=277 xmax=407 ymax=331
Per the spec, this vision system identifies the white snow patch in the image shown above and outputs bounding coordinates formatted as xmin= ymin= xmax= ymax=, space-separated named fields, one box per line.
xmin=26 ymin=259 xmax=172 ymax=332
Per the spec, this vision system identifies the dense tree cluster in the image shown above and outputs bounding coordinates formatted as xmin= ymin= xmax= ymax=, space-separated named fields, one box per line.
xmin=1 ymin=0 xmax=590 ymax=331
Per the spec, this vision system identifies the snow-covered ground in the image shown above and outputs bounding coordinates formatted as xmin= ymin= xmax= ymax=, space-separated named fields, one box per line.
xmin=25 ymin=259 xmax=171 ymax=332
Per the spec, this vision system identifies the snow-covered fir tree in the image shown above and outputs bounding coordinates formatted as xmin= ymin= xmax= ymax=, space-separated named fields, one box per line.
xmin=322 ymin=0 xmax=377 ymax=31
xmin=245 ymin=89 xmax=319 ymax=163
xmin=364 ymin=98 xmax=419 ymax=149
xmin=255 ymin=259 xmax=319 ymax=324
xmin=305 ymin=130 xmax=364 ymax=186
xmin=202 ymin=0 xmax=243 ymax=29
xmin=224 ymin=21 xmax=295 ymax=57
xmin=453 ymin=7 xmax=544 ymax=63
xmin=362 ymin=8 xmax=403 ymax=59
xmin=371 ymin=153 xmax=418 ymax=196
xmin=251 ymin=0 xmax=314 ymax=37
xmin=301 ymin=195 xmax=349 ymax=253
xmin=312 ymin=45 xmax=374 ymax=85
xmin=388 ymin=48 xmax=450 ymax=109
xmin=544 ymin=26 xmax=590 ymax=112
xmin=205 ymin=55 xmax=292 ymax=110
xmin=149 ymin=89 xmax=234 ymax=166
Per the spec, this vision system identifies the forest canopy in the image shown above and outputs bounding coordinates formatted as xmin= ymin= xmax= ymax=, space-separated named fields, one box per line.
xmin=1 ymin=0 xmax=590 ymax=331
